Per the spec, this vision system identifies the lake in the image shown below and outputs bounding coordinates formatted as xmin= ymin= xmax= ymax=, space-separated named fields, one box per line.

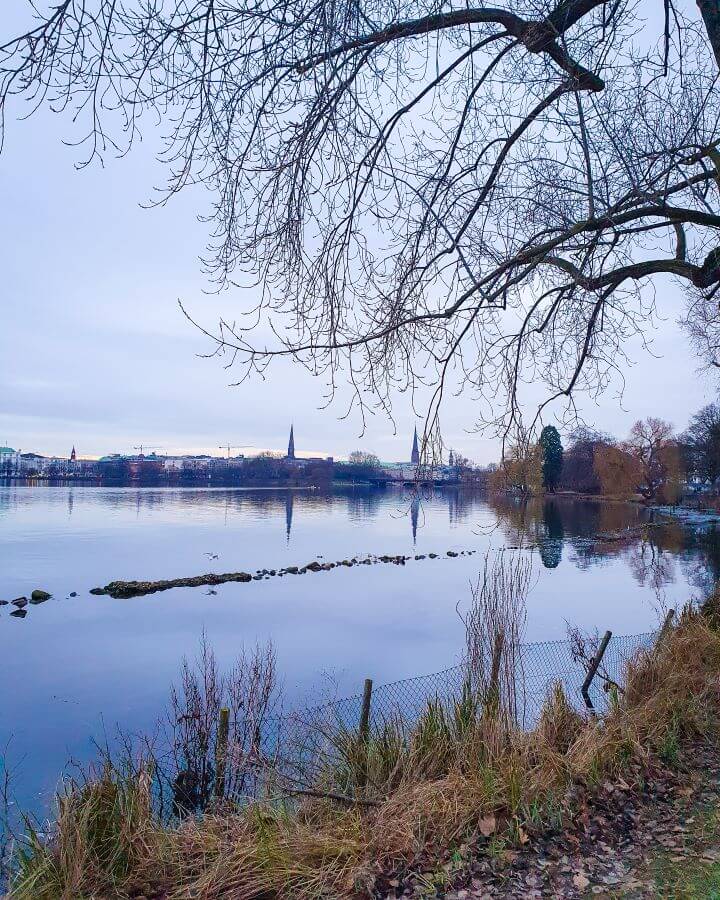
xmin=1 ymin=483 xmax=719 ymax=812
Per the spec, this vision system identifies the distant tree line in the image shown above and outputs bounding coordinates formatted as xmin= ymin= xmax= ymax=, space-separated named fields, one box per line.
xmin=95 ymin=453 xmax=333 ymax=487
xmin=490 ymin=402 xmax=720 ymax=504
xmin=334 ymin=451 xmax=382 ymax=483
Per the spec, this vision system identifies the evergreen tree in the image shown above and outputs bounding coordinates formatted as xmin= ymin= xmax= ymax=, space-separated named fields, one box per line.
xmin=539 ymin=426 xmax=563 ymax=492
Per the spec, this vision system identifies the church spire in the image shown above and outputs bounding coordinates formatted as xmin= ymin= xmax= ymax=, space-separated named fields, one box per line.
xmin=287 ymin=424 xmax=295 ymax=460
xmin=70 ymin=446 xmax=76 ymax=462
xmin=411 ymin=426 xmax=420 ymax=465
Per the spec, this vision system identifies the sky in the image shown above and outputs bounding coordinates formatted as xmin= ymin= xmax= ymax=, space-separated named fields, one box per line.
xmin=1 ymin=4 xmax=717 ymax=465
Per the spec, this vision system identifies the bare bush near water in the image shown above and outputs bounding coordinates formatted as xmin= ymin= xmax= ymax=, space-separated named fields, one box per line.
xmin=160 ymin=635 xmax=281 ymax=812
xmin=460 ymin=552 xmax=532 ymax=726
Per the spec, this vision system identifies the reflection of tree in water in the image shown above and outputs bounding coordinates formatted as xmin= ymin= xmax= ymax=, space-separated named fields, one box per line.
xmin=538 ymin=500 xmax=564 ymax=569
xmin=678 ymin=525 xmax=720 ymax=597
xmin=344 ymin=487 xmax=383 ymax=521
xmin=626 ymin=537 xmax=676 ymax=592
xmin=446 ymin=487 xmax=478 ymax=526
xmin=484 ymin=493 xmax=537 ymax=545
xmin=486 ymin=493 xmax=720 ymax=592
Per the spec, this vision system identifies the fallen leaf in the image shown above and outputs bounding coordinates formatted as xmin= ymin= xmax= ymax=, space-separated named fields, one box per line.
xmin=479 ymin=815 xmax=496 ymax=837
xmin=573 ymin=873 xmax=590 ymax=890
xmin=518 ymin=826 xmax=529 ymax=845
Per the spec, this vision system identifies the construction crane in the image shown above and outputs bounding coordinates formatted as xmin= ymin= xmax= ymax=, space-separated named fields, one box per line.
xmin=219 ymin=444 xmax=243 ymax=459
xmin=133 ymin=444 xmax=163 ymax=457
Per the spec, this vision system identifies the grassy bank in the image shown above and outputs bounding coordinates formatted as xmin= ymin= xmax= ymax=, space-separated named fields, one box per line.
xmin=6 ymin=587 xmax=720 ymax=898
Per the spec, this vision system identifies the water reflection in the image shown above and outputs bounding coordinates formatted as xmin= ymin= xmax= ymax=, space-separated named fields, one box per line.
xmin=539 ymin=501 xmax=564 ymax=569
xmin=285 ymin=492 xmax=294 ymax=544
xmin=410 ymin=496 xmax=420 ymax=545
xmin=485 ymin=494 xmax=720 ymax=596
xmin=2 ymin=483 xmax=720 ymax=816
xmin=3 ymin=484 xmax=718 ymax=603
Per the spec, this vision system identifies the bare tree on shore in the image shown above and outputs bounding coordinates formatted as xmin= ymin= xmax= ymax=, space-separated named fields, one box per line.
xmin=2 ymin=0 xmax=720 ymax=443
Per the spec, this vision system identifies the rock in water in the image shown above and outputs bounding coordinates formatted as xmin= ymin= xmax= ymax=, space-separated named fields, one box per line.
xmin=10 ymin=609 xmax=27 ymax=618
xmin=12 ymin=597 xmax=28 ymax=608
xmin=31 ymin=589 xmax=51 ymax=603
xmin=91 ymin=571 xmax=253 ymax=599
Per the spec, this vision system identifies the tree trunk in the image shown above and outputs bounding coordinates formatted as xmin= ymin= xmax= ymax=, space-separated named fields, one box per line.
xmin=697 ymin=0 xmax=720 ymax=69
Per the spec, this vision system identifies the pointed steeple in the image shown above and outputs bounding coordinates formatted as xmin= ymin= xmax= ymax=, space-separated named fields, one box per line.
xmin=410 ymin=426 xmax=420 ymax=466
xmin=70 ymin=446 xmax=77 ymax=462
xmin=287 ymin=424 xmax=295 ymax=460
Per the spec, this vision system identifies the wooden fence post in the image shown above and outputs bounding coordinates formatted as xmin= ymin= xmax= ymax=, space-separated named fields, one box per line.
xmin=484 ymin=630 xmax=505 ymax=719
xmin=357 ymin=678 xmax=373 ymax=791
xmin=656 ymin=609 xmax=676 ymax=647
xmin=581 ymin=630 xmax=612 ymax=713
xmin=215 ymin=707 xmax=230 ymax=799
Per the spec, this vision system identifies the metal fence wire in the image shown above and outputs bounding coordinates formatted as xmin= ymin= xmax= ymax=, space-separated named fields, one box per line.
xmin=293 ymin=629 xmax=658 ymax=737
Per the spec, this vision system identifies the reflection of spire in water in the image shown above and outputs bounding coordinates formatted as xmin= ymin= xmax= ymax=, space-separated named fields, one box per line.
xmin=67 ymin=490 xmax=74 ymax=518
xmin=285 ymin=491 xmax=294 ymax=544
xmin=410 ymin=495 xmax=420 ymax=545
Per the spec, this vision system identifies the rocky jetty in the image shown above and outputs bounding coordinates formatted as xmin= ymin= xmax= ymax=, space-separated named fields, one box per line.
xmin=89 ymin=548 xmax=479 ymax=599
xmin=90 ymin=571 xmax=254 ymax=599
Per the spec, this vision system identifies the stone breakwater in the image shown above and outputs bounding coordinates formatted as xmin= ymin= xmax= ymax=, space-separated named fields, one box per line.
xmin=89 ymin=549 xmax=481 ymax=599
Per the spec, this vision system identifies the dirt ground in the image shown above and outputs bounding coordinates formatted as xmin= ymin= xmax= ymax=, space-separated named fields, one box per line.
xmin=375 ymin=739 xmax=720 ymax=899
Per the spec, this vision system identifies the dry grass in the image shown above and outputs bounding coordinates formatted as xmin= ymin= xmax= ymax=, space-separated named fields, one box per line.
xmin=9 ymin=596 xmax=720 ymax=899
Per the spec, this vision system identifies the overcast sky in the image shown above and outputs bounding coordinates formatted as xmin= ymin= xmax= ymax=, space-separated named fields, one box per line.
xmin=1 ymin=4 xmax=717 ymax=465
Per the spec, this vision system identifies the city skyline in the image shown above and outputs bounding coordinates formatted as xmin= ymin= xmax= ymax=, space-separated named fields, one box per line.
xmin=0 ymin=424 xmax=428 ymax=466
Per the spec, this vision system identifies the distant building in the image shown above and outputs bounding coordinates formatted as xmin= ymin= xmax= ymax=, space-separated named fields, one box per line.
xmin=0 ymin=446 xmax=20 ymax=476
xmin=18 ymin=452 xmax=46 ymax=475
xmin=70 ymin=446 xmax=77 ymax=462
xmin=163 ymin=455 xmax=211 ymax=474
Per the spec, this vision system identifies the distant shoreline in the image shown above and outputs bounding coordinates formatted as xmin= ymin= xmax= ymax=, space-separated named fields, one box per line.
xmin=0 ymin=477 xmax=483 ymax=491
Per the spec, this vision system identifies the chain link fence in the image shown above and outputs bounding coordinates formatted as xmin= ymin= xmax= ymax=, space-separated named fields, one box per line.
xmin=143 ymin=627 xmax=662 ymax=814
xmin=293 ymin=629 xmax=659 ymax=735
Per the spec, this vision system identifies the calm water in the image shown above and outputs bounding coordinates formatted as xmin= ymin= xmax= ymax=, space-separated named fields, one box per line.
xmin=1 ymin=484 xmax=719 ymax=810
